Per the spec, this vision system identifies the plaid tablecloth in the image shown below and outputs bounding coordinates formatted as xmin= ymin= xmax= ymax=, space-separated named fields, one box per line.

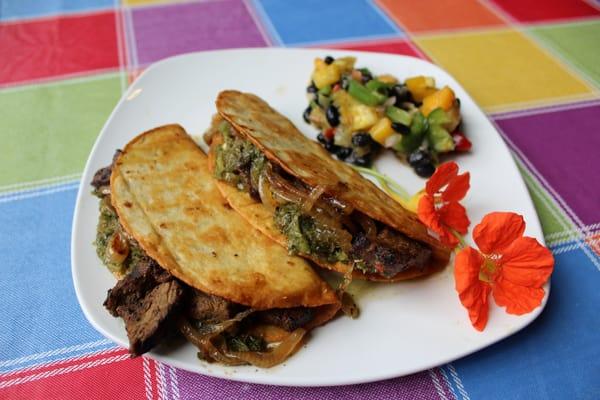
xmin=1 ymin=1 xmax=599 ymax=399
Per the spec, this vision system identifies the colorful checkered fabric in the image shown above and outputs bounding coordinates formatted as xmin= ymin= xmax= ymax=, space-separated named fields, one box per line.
xmin=1 ymin=1 xmax=599 ymax=399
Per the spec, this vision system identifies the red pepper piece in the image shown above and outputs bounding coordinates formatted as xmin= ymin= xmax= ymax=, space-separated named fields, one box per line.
xmin=324 ymin=127 xmax=336 ymax=140
xmin=453 ymin=131 xmax=472 ymax=152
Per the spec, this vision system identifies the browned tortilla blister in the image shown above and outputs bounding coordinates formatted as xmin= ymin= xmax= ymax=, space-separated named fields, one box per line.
xmin=110 ymin=124 xmax=339 ymax=314
xmin=213 ymin=90 xmax=452 ymax=281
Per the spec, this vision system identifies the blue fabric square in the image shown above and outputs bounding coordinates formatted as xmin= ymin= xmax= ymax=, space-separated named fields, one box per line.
xmin=0 ymin=188 xmax=110 ymax=372
xmin=447 ymin=247 xmax=600 ymax=400
xmin=253 ymin=0 xmax=402 ymax=45
xmin=0 ymin=0 xmax=113 ymax=21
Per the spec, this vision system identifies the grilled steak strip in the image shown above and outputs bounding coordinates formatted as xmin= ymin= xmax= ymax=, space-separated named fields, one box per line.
xmin=104 ymin=260 xmax=184 ymax=356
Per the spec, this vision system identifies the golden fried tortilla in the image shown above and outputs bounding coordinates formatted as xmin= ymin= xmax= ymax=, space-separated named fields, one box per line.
xmin=110 ymin=124 xmax=339 ymax=311
xmin=213 ymin=90 xmax=451 ymax=281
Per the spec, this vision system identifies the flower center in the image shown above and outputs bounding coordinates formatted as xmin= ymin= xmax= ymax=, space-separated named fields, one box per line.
xmin=479 ymin=257 xmax=498 ymax=283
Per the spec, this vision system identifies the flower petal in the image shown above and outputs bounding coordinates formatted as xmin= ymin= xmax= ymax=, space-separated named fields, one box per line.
xmin=425 ymin=162 xmax=458 ymax=195
xmin=439 ymin=201 xmax=470 ymax=235
xmin=492 ymin=276 xmax=546 ymax=315
xmin=418 ymin=194 xmax=458 ymax=246
xmin=473 ymin=212 xmax=526 ymax=254
xmin=455 ymin=247 xmax=490 ymax=331
xmin=499 ymin=237 xmax=554 ymax=287
xmin=442 ymin=172 xmax=470 ymax=202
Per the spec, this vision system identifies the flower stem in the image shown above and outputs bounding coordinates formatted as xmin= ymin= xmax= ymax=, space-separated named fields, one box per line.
xmin=352 ymin=166 xmax=411 ymax=200
xmin=450 ymin=228 xmax=467 ymax=250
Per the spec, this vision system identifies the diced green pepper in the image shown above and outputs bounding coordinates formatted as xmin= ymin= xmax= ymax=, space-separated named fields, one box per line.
xmin=347 ymin=80 xmax=386 ymax=106
xmin=317 ymin=93 xmax=331 ymax=109
xmin=394 ymin=112 xmax=427 ymax=153
xmin=427 ymin=107 xmax=450 ymax=126
xmin=358 ymin=67 xmax=372 ymax=77
xmin=318 ymin=85 xmax=332 ymax=96
xmin=428 ymin=124 xmax=455 ymax=152
xmin=385 ymin=106 xmax=412 ymax=126
xmin=365 ymin=79 xmax=389 ymax=93
xmin=410 ymin=112 xmax=428 ymax=136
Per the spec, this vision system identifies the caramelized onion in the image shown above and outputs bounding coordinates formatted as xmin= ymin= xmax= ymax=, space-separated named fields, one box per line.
xmin=336 ymin=266 xmax=359 ymax=319
xmin=265 ymin=166 xmax=310 ymax=204
xmin=227 ymin=329 xmax=307 ymax=368
xmin=341 ymin=293 xmax=359 ymax=319
xmin=178 ymin=310 xmax=255 ymax=366
xmin=302 ymin=185 xmax=327 ymax=213
xmin=106 ymin=232 xmax=129 ymax=265
xmin=258 ymin=171 xmax=276 ymax=211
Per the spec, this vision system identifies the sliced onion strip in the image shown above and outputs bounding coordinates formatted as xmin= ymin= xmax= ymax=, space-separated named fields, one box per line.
xmin=227 ymin=328 xmax=307 ymax=368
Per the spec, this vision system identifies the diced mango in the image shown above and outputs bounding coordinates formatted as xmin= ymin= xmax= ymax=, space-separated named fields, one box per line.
xmin=369 ymin=117 xmax=394 ymax=145
xmin=332 ymin=56 xmax=356 ymax=74
xmin=350 ymin=103 xmax=379 ymax=131
xmin=377 ymin=74 xmax=398 ymax=85
xmin=421 ymin=86 xmax=456 ymax=116
xmin=312 ymin=58 xmax=341 ymax=89
xmin=333 ymin=90 xmax=379 ymax=131
xmin=405 ymin=75 xmax=436 ymax=102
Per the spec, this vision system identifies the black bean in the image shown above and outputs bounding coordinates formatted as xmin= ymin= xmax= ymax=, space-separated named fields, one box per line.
xmin=324 ymin=56 xmax=334 ymax=65
xmin=324 ymin=142 xmax=339 ymax=153
xmin=325 ymin=105 xmax=340 ymax=127
xmin=392 ymin=84 xmax=412 ymax=104
xmin=414 ymin=163 xmax=436 ymax=178
xmin=408 ymin=150 xmax=432 ymax=167
xmin=306 ymin=82 xmax=318 ymax=93
xmin=456 ymin=98 xmax=461 ymax=107
xmin=303 ymin=106 xmax=312 ymax=123
xmin=351 ymin=153 xmax=372 ymax=167
xmin=336 ymin=147 xmax=352 ymax=160
xmin=352 ymin=132 xmax=371 ymax=147
xmin=391 ymin=122 xmax=410 ymax=134
xmin=316 ymin=132 xmax=327 ymax=144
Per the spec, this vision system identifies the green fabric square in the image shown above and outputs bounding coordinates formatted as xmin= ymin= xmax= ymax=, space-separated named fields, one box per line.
xmin=0 ymin=74 xmax=122 ymax=190
xmin=530 ymin=21 xmax=600 ymax=87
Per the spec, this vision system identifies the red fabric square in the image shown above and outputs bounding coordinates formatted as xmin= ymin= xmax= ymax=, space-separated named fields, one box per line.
xmin=0 ymin=349 xmax=147 ymax=400
xmin=0 ymin=11 xmax=120 ymax=85
xmin=490 ymin=0 xmax=600 ymax=22
xmin=327 ymin=39 xmax=427 ymax=59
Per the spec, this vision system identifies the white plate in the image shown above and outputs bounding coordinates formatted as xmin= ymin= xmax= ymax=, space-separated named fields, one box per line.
xmin=71 ymin=48 xmax=548 ymax=387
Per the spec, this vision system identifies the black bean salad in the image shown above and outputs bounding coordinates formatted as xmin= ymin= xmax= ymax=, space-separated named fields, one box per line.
xmin=303 ymin=56 xmax=472 ymax=177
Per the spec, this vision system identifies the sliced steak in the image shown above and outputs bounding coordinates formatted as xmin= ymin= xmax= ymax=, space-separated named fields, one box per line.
xmin=104 ymin=260 xmax=184 ymax=356
xmin=350 ymin=228 xmax=432 ymax=277
xmin=91 ymin=150 xmax=122 ymax=192
xmin=258 ymin=307 xmax=315 ymax=331
xmin=124 ymin=280 xmax=183 ymax=355
xmin=187 ymin=290 xmax=236 ymax=322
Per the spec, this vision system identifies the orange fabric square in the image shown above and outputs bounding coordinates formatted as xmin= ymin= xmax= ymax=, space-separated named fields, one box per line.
xmin=376 ymin=0 xmax=505 ymax=33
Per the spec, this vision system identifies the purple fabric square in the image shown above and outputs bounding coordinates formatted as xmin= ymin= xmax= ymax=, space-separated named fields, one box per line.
xmin=176 ymin=368 xmax=452 ymax=399
xmin=130 ymin=0 xmax=267 ymax=65
xmin=494 ymin=103 xmax=600 ymax=226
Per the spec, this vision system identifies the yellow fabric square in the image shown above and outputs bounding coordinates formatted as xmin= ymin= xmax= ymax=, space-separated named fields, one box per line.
xmin=415 ymin=29 xmax=596 ymax=111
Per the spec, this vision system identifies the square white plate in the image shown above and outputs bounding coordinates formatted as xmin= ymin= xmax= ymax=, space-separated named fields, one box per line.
xmin=71 ymin=48 xmax=548 ymax=387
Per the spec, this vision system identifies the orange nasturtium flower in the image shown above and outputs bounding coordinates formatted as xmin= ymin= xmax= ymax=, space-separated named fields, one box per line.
xmin=417 ymin=162 xmax=470 ymax=246
xmin=455 ymin=212 xmax=554 ymax=331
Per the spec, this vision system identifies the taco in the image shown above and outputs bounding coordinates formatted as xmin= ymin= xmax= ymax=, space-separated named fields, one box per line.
xmin=91 ymin=124 xmax=339 ymax=367
xmin=205 ymin=91 xmax=451 ymax=282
